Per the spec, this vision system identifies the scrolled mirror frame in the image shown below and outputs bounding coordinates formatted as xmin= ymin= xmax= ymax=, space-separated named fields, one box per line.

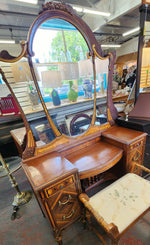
xmin=0 ymin=68 xmax=36 ymax=159
xmin=0 ymin=1 xmax=117 ymax=159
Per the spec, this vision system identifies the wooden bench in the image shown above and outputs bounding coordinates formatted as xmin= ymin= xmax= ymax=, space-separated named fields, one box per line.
xmin=79 ymin=164 xmax=150 ymax=245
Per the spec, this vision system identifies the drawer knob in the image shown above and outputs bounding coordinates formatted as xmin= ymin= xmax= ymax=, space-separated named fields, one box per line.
xmin=58 ymin=194 xmax=72 ymax=206
xmin=63 ymin=209 xmax=75 ymax=220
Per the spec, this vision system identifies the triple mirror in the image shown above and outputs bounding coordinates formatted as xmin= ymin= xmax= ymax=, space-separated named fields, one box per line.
xmin=0 ymin=4 xmax=110 ymax=149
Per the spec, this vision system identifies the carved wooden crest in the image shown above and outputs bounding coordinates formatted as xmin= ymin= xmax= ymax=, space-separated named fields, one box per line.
xmin=40 ymin=1 xmax=76 ymax=15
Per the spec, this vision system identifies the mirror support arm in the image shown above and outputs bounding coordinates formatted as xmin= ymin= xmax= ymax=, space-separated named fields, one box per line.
xmin=91 ymin=55 xmax=96 ymax=125
xmin=0 ymin=68 xmax=36 ymax=159
xmin=27 ymin=56 xmax=61 ymax=138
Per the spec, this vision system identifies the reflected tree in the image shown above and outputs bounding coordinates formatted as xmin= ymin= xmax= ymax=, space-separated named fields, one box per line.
xmin=51 ymin=30 xmax=88 ymax=62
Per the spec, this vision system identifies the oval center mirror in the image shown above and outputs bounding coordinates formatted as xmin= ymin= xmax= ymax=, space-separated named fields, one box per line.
xmin=30 ymin=18 xmax=97 ymax=140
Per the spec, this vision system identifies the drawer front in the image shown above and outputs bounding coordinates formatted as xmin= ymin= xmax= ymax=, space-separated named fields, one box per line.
xmin=44 ymin=175 xmax=75 ymax=198
xmin=129 ymin=138 xmax=145 ymax=151
xmin=47 ymin=184 xmax=81 ymax=228
xmin=127 ymin=143 xmax=145 ymax=174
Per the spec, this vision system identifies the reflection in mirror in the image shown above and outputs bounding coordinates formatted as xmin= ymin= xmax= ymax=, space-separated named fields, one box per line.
xmin=0 ymin=43 xmax=22 ymax=60
xmin=95 ymin=57 xmax=109 ymax=125
xmin=0 ymin=59 xmax=57 ymax=146
xmin=140 ymin=21 xmax=150 ymax=89
xmin=112 ymin=43 xmax=137 ymax=116
xmin=31 ymin=18 xmax=98 ymax=137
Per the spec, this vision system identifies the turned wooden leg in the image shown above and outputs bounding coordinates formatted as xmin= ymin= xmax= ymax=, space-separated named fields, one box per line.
xmin=56 ymin=236 xmax=63 ymax=245
xmin=54 ymin=230 xmax=63 ymax=245
xmin=80 ymin=206 xmax=87 ymax=229
xmin=86 ymin=210 xmax=92 ymax=230
xmin=111 ymin=240 xmax=119 ymax=245
xmin=57 ymin=239 xmax=62 ymax=245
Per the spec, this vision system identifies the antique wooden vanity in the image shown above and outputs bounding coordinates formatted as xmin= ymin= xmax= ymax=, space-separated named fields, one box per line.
xmin=0 ymin=1 xmax=147 ymax=244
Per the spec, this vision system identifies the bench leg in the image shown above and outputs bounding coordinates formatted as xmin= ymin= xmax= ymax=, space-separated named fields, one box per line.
xmin=111 ymin=240 xmax=119 ymax=245
xmin=86 ymin=210 xmax=92 ymax=230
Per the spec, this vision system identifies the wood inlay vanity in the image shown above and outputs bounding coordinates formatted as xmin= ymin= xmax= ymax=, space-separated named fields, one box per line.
xmin=0 ymin=1 xmax=147 ymax=244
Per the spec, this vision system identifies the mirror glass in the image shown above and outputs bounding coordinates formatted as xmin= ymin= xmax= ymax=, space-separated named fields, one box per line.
xmin=0 ymin=18 xmax=110 ymax=147
xmin=95 ymin=57 xmax=109 ymax=125
xmin=0 ymin=58 xmax=56 ymax=146
xmin=31 ymin=18 xmax=97 ymax=137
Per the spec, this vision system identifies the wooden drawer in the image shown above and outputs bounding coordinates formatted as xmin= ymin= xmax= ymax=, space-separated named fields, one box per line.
xmin=49 ymin=193 xmax=80 ymax=228
xmin=129 ymin=138 xmax=145 ymax=151
xmin=46 ymin=183 xmax=81 ymax=228
xmin=127 ymin=144 xmax=145 ymax=174
xmin=44 ymin=175 xmax=75 ymax=198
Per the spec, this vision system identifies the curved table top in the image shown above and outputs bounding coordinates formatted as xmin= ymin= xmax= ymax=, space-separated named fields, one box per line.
xmin=65 ymin=141 xmax=123 ymax=179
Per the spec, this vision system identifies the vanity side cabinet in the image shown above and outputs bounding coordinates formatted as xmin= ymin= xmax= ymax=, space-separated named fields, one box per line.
xmin=124 ymin=137 xmax=146 ymax=174
xmin=102 ymin=125 xmax=147 ymax=175
xmin=36 ymin=170 xmax=81 ymax=244
xmin=21 ymin=153 xmax=82 ymax=245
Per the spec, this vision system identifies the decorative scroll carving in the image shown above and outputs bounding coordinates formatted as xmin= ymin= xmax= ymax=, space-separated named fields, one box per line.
xmin=22 ymin=147 xmax=35 ymax=160
xmin=0 ymin=41 xmax=27 ymax=63
xmin=22 ymin=130 xmax=36 ymax=159
xmin=40 ymin=1 xmax=76 ymax=16
xmin=92 ymin=44 xmax=110 ymax=60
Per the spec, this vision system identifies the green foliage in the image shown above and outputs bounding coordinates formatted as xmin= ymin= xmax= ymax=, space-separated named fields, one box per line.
xmin=51 ymin=30 xmax=88 ymax=62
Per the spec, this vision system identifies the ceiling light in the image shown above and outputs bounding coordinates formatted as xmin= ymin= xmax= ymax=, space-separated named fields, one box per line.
xmin=13 ymin=0 xmax=38 ymax=4
xmin=73 ymin=7 xmax=83 ymax=12
xmin=101 ymin=44 xmax=121 ymax=48
xmin=122 ymin=27 xmax=140 ymax=37
xmin=0 ymin=40 xmax=15 ymax=44
xmin=73 ymin=7 xmax=110 ymax=17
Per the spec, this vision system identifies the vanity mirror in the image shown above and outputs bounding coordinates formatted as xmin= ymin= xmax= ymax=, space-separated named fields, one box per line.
xmin=0 ymin=1 xmax=117 ymax=158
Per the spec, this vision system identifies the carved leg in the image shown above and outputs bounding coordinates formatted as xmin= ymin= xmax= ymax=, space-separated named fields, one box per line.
xmin=86 ymin=210 xmax=92 ymax=230
xmin=80 ymin=206 xmax=87 ymax=229
xmin=54 ymin=230 xmax=63 ymax=245
xmin=56 ymin=239 xmax=62 ymax=245
xmin=55 ymin=235 xmax=63 ymax=245
xmin=111 ymin=240 xmax=119 ymax=245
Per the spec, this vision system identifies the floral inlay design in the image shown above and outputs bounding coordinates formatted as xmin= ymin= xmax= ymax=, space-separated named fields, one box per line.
xmin=109 ymin=187 xmax=138 ymax=206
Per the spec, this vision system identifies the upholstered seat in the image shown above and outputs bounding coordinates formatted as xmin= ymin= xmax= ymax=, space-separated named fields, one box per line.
xmin=79 ymin=172 xmax=150 ymax=245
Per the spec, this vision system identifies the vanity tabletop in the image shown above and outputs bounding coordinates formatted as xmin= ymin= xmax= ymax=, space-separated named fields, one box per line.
xmin=22 ymin=152 xmax=77 ymax=190
xmin=102 ymin=125 xmax=147 ymax=144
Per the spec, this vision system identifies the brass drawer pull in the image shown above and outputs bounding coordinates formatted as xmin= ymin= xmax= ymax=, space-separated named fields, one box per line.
xmin=58 ymin=194 xmax=72 ymax=206
xmin=132 ymin=152 xmax=140 ymax=161
xmin=63 ymin=209 xmax=75 ymax=220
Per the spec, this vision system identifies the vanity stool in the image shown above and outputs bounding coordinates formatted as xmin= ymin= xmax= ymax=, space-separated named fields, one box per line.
xmin=79 ymin=166 xmax=150 ymax=245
